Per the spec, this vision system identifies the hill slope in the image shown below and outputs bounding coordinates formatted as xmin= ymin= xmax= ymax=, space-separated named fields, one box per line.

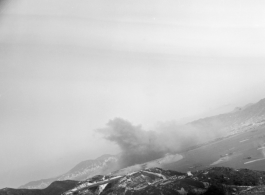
xmin=19 ymin=154 xmax=118 ymax=189
xmin=189 ymin=98 xmax=265 ymax=136
xmin=0 ymin=180 xmax=78 ymax=195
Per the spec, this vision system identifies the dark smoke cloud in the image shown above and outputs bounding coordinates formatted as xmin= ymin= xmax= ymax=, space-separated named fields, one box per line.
xmin=98 ymin=118 xmax=166 ymax=168
xmin=98 ymin=118 xmax=205 ymax=168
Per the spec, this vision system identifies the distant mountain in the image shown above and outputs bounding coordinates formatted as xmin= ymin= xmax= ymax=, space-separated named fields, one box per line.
xmin=0 ymin=180 xmax=78 ymax=195
xmin=189 ymin=98 xmax=265 ymax=136
xmin=19 ymin=154 xmax=118 ymax=189
xmin=231 ymin=103 xmax=254 ymax=113
xmin=176 ymin=103 xmax=237 ymax=125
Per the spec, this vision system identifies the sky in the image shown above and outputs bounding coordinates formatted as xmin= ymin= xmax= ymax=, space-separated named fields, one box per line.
xmin=1 ymin=0 xmax=265 ymax=188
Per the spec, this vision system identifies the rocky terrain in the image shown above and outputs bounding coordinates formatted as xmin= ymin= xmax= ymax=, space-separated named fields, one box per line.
xmin=3 ymin=167 xmax=265 ymax=195
xmin=62 ymin=167 xmax=265 ymax=195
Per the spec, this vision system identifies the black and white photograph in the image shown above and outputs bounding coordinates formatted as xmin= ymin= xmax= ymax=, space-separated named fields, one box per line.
xmin=1 ymin=0 xmax=265 ymax=194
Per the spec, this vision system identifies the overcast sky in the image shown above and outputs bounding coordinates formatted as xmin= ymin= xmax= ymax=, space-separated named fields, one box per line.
xmin=1 ymin=0 xmax=265 ymax=188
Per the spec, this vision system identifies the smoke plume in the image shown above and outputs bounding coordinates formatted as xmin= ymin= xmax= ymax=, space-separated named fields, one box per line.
xmin=98 ymin=118 xmax=205 ymax=168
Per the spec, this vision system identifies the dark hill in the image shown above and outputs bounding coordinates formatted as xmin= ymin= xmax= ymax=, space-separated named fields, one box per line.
xmin=0 ymin=180 xmax=78 ymax=195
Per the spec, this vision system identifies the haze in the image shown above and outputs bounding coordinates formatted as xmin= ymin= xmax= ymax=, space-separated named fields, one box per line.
xmin=1 ymin=0 xmax=265 ymax=188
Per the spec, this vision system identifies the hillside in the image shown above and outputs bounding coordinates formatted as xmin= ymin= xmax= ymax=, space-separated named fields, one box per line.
xmin=0 ymin=180 xmax=78 ymax=195
xmin=189 ymin=98 xmax=265 ymax=136
xmin=19 ymin=154 xmax=118 ymax=189
xmin=4 ymin=167 xmax=265 ymax=195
